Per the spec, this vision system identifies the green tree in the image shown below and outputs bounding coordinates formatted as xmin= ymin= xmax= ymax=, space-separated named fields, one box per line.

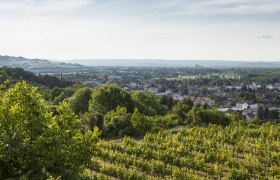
xmin=172 ymin=101 xmax=192 ymax=122
xmin=151 ymin=113 xmax=179 ymax=130
xmin=82 ymin=111 xmax=104 ymax=131
xmin=160 ymin=95 xmax=174 ymax=110
xmin=201 ymin=87 xmax=208 ymax=95
xmin=187 ymin=106 xmax=229 ymax=125
xmin=89 ymin=84 xmax=133 ymax=115
xmin=231 ymin=112 xmax=242 ymax=122
xmin=257 ymin=107 xmax=264 ymax=120
xmin=68 ymin=87 xmax=92 ymax=114
xmin=263 ymin=107 xmax=270 ymax=120
xmin=240 ymin=92 xmax=256 ymax=102
xmin=182 ymin=97 xmax=194 ymax=108
xmin=49 ymin=87 xmax=64 ymax=101
xmin=131 ymin=91 xmax=168 ymax=116
xmin=131 ymin=108 xmax=151 ymax=136
xmin=187 ymin=106 xmax=203 ymax=125
xmin=0 ymin=70 xmax=8 ymax=84
xmin=53 ymin=91 xmax=67 ymax=104
xmin=0 ymin=81 xmax=99 ymax=179
xmin=103 ymin=106 xmax=134 ymax=137
xmin=269 ymin=110 xmax=279 ymax=120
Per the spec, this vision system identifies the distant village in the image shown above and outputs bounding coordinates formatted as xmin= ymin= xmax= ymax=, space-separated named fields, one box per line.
xmin=74 ymin=76 xmax=280 ymax=120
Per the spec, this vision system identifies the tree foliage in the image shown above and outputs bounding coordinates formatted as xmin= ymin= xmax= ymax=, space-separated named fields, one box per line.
xmin=187 ymin=106 xmax=230 ymax=125
xmin=131 ymin=109 xmax=151 ymax=136
xmin=68 ymin=87 xmax=92 ymax=115
xmin=131 ymin=91 xmax=168 ymax=116
xmin=89 ymin=84 xmax=134 ymax=115
xmin=103 ymin=106 xmax=134 ymax=138
xmin=0 ymin=81 xmax=99 ymax=179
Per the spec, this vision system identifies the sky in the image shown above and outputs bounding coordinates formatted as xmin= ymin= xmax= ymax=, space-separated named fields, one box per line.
xmin=0 ymin=0 xmax=279 ymax=61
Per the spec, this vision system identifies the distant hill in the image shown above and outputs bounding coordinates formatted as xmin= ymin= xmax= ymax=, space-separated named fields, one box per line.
xmin=0 ymin=66 xmax=73 ymax=88
xmin=0 ymin=55 xmax=87 ymax=73
xmin=1 ymin=55 xmax=280 ymax=73
xmin=70 ymin=59 xmax=280 ymax=68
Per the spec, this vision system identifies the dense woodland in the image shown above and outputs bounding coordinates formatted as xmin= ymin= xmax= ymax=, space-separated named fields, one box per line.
xmin=0 ymin=67 xmax=279 ymax=179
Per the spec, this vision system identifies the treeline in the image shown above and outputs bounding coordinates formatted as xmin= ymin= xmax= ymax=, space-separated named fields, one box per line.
xmin=67 ymin=84 xmax=280 ymax=139
xmin=256 ymin=106 xmax=279 ymax=122
xmin=66 ymin=84 xmax=230 ymax=138
xmin=0 ymin=67 xmax=72 ymax=88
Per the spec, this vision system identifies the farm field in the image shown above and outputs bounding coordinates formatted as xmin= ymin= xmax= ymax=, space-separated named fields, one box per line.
xmin=88 ymin=122 xmax=280 ymax=179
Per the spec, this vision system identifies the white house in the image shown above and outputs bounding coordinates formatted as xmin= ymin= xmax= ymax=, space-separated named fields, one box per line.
xmin=248 ymin=104 xmax=258 ymax=109
xmin=224 ymin=85 xmax=242 ymax=90
xmin=172 ymin=93 xmax=184 ymax=101
xmin=235 ymin=103 xmax=249 ymax=110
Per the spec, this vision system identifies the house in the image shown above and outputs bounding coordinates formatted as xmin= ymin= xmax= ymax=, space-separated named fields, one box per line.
xmin=125 ymin=83 xmax=143 ymax=91
xmin=242 ymin=108 xmax=251 ymax=116
xmin=172 ymin=93 xmax=184 ymax=101
xmin=204 ymin=85 xmax=220 ymax=91
xmin=143 ymin=84 xmax=150 ymax=90
xmin=184 ymin=96 xmax=196 ymax=101
xmin=248 ymin=103 xmax=258 ymax=110
xmin=148 ymin=87 xmax=159 ymax=94
xmin=266 ymin=83 xmax=280 ymax=90
xmin=194 ymin=97 xmax=215 ymax=106
xmin=128 ymin=83 xmax=137 ymax=88
xmin=240 ymin=107 xmax=258 ymax=120
xmin=224 ymin=85 xmax=242 ymax=90
xmin=164 ymin=90 xmax=173 ymax=95
xmin=234 ymin=102 xmax=259 ymax=111
xmin=266 ymin=84 xmax=274 ymax=90
xmin=83 ymin=81 xmax=102 ymax=88
xmin=248 ymin=82 xmax=262 ymax=90
xmin=262 ymin=92 xmax=279 ymax=99
xmin=235 ymin=103 xmax=249 ymax=110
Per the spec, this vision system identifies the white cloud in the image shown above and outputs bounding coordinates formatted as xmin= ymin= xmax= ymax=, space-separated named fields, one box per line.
xmin=0 ymin=0 xmax=91 ymax=17
xmin=1 ymin=0 xmax=280 ymax=19
xmin=186 ymin=0 xmax=280 ymax=16
xmin=149 ymin=0 xmax=280 ymax=18
xmin=0 ymin=0 xmax=279 ymax=61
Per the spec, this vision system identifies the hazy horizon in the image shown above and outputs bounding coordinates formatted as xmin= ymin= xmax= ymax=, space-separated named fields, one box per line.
xmin=1 ymin=54 xmax=280 ymax=63
xmin=0 ymin=0 xmax=279 ymax=61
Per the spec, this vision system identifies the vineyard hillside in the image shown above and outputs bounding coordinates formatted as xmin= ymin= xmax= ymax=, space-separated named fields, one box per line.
xmin=88 ymin=123 xmax=280 ymax=179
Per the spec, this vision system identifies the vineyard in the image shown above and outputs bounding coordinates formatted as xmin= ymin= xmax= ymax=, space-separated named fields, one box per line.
xmin=88 ymin=122 xmax=280 ymax=179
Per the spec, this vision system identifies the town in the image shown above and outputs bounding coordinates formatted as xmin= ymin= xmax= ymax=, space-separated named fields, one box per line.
xmin=53 ymin=66 xmax=280 ymax=121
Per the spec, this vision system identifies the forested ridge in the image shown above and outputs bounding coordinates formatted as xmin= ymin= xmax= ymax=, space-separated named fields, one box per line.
xmin=0 ymin=67 xmax=279 ymax=179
